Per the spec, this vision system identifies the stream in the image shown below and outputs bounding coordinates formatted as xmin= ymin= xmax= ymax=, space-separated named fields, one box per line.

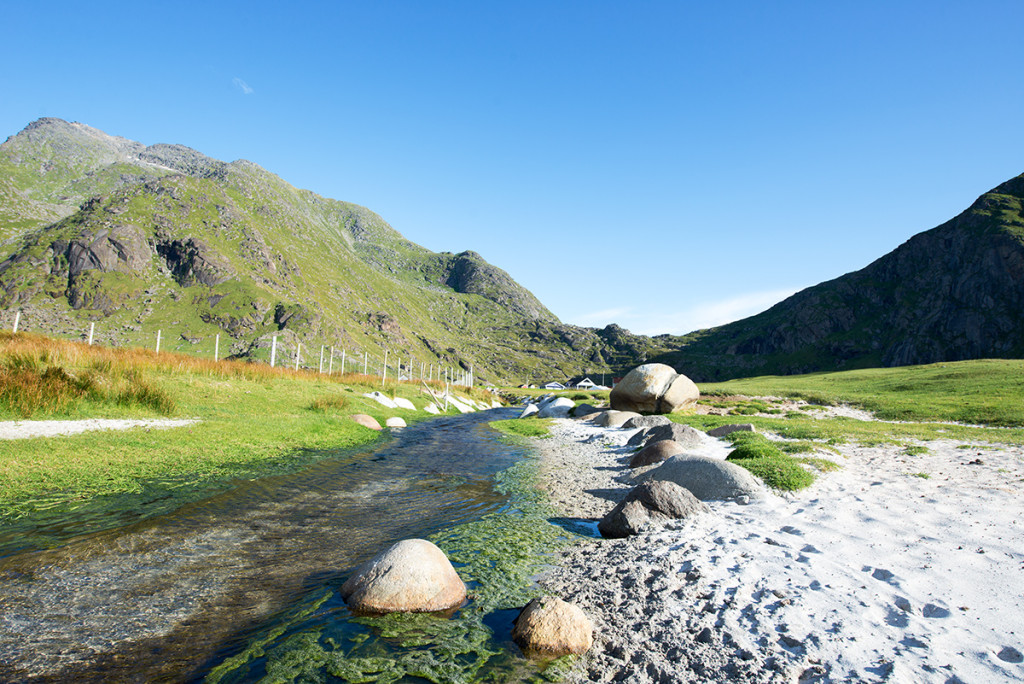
xmin=0 ymin=408 xmax=557 ymax=683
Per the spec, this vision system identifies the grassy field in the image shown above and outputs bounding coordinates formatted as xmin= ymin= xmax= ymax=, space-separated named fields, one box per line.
xmin=0 ymin=332 xmax=494 ymax=521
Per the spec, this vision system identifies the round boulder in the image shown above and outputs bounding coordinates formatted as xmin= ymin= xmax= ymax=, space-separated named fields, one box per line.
xmin=609 ymin=363 xmax=699 ymax=414
xmin=385 ymin=416 xmax=407 ymax=428
xmin=639 ymin=423 xmax=705 ymax=449
xmin=594 ymin=410 xmax=642 ymax=428
xmin=634 ymin=455 xmax=767 ymax=503
xmin=622 ymin=414 xmax=672 ymax=430
xmin=571 ymin=403 xmax=602 ymax=418
xmin=512 ymin=596 xmax=593 ymax=656
xmin=629 ymin=439 xmax=686 ymax=468
xmin=598 ymin=480 xmax=710 ymax=538
xmin=351 ymin=414 xmax=383 ymax=431
xmin=341 ymin=539 xmax=467 ymax=613
xmin=537 ymin=397 xmax=575 ymax=418
xmin=519 ymin=403 xmax=540 ymax=419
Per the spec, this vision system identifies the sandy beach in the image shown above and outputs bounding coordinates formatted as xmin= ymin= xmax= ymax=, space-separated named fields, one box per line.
xmin=534 ymin=416 xmax=1024 ymax=683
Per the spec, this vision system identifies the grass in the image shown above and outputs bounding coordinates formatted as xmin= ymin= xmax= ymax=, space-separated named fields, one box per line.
xmin=0 ymin=332 xmax=492 ymax=522
xmin=722 ymin=432 xmax=821 ymax=491
xmin=488 ymin=417 xmax=553 ymax=439
xmin=699 ymin=359 xmax=1024 ymax=427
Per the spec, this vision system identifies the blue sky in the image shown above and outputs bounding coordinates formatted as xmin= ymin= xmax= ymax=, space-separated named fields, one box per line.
xmin=3 ymin=1 xmax=1023 ymax=335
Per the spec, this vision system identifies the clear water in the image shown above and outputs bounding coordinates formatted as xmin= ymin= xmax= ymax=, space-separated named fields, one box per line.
xmin=0 ymin=408 xmax=540 ymax=682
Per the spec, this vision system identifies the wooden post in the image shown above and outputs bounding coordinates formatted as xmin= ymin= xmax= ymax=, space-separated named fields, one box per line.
xmin=88 ymin=322 xmax=95 ymax=346
xmin=12 ymin=311 xmax=20 ymax=333
xmin=382 ymin=349 xmax=389 ymax=385
xmin=295 ymin=343 xmax=301 ymax=371
xmin=329 ymin=346 xmax=335 ymax=374
xmin=270 ymin=336 xmax=277 ymax=367
xmin=214 ymin=333 xmax=219 ymax=361
xmin=341 ymin=349 xmax=346 ymax=374
xmin=319 ymin=345 xmax=325 ymax=373
xmin=155 ymin=329 xmax=161 ymax=353
xmin=364 ymin=351 xmax=368 ymax=375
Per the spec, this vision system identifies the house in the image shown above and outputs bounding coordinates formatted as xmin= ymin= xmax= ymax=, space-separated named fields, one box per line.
xmin=542 ymin=381 xmax=566 ymax=390
xmin=565 ymin=376 xmax=598 ymax=390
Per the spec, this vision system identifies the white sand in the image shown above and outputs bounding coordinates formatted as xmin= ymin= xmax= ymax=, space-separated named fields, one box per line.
xmin=0 ymin=418 xmax=199 ymax=440
xmin=535 ymin=418 xmax=1024 ymax=683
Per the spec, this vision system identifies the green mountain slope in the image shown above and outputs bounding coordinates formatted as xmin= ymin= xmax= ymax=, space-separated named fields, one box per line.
xmin=657 ymin=172 xmax=1024 ymax=380
xmin=0 ymin=118 xmax=663 ymax=384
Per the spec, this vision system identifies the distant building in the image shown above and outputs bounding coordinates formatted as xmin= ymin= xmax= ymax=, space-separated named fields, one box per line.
xmin=565 ymin=376 xmax=598 ymax=390
xmin=542 ymin=381 xmax=566 ymax=390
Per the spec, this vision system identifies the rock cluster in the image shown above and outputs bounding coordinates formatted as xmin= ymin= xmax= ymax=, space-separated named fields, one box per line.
xmin=609 ymin=363 xmax=699 ymax=414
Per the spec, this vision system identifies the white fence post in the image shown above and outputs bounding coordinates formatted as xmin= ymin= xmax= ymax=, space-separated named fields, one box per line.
xmin=341 ymin=349 xmax=346 ymax=374
xmin=155 ymin=329 xmax=161 ymax=353
xmin=319 ymin=345 xmax=325 ymax=374
xmin=214 ymin=333 xmax=219 ymax=361
xmin=329 ymin=346 xmax=335 ymax=374
xmin=12 ymin=311 xmax=20 ymax=333
xmin=295 ymin=343 xmax=301 ymax=371
xmin=364 ymin=351 xmax=368 ymax=375
xmin=270 ymin=336 xmax=277 ymax=367
xmin=88 ymin=322 xmax=95 ymax=346
xmin=382 ymin=349 xmax=389 ymax=384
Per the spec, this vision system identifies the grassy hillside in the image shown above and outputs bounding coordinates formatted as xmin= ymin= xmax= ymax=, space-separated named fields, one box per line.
xmin=0 ymin=118 xmax=664 ymax=385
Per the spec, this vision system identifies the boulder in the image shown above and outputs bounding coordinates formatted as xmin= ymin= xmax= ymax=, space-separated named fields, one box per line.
xmin=707 ymin=423 xmax=755 ymax=438
xmin=571 ymin=403 xmax=601 ymax=418
xmin=598 ymin=480 xmax=710 ymax=538
xmin=341 ymin=539 xmax=467 ymax=613
xmin=519 ymin=404 xmax=540 ymax=419
xmin=351 ymin=414 xmax=383 ymax=431
xmin=538 ymin=397 xmax=575 ymax=418
xmin=629 ymin=440 xmax=686 ymax=468
xmin=593 ymin=410 xmax=641 ymax=428
xmin=634 ymin=455 xmax=767 ymax=503
xmin=363 ymin=391 xmax=398 ymax=409
xmin=385 ymin=417 xmax=407 ymax=428
xmin=447 ymin=396 xmax=474 ymax=413
xmin=512 ymin=596 xmax=593 ymax=656
xmin=424 ymin=403 xmax=440 ymax=415
xmin=622 ymin=414 xmax=672 ymax=430
xmin=392 ymin=397 xmax=416 ymax=411
xmin=609 ymin=363 xmax=699 ymax=414
xmin=634 ymin=423 xmax=705 ymax=449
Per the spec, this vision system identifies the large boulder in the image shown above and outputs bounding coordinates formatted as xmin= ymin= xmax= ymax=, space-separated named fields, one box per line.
xmin=622 ymin=414 xmax=672 ymax=430
xmin=571 ymin=403 xmax=602 ymax=418
xmin=341 ymin=539 xmax=467 ymax=613
xmin=392 ymin=397 xmax=417 ymax=410
xmin=519 ymin=403 xmax=540 ymax=419
xmin=628 ymin=423 xmax=705 ymax=448
xmin=364 ymin=391 xmax=399 ymax=409
xmin=707 ymin=423 xmax=755 ymax=438
xmin=512 ymin=596 xmax=593 ymax=656
xmin=629 ymin=439 xmax=686 ymax=468
xmin=593 ymin=410 xmax=641 ymax=428
xmin=634 ymin=455 xmax=767 ymax=503
xmin=537 ymin=397 xmax=575 ymax=418
xmin=598 ymin=480 xmax=710 ymax=538
xmin=609 ymin=363 xmax=699 ymax=414
xmin=351 ymin=414 xmax=383 ymax=431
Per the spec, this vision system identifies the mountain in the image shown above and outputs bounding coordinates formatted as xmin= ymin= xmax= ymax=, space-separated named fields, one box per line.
xmin=655 ymin=172 xmax=1024 ymax=381
xmin=0 ymin=118 xmax=665 ymax=383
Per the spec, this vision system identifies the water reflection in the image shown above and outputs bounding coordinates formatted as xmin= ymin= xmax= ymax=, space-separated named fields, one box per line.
xmin=0 ymin=409 xmax=523 ymax=682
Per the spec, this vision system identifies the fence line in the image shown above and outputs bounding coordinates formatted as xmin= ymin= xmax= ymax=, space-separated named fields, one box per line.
xmin=3 ymin=312 xmax=478 ymax=387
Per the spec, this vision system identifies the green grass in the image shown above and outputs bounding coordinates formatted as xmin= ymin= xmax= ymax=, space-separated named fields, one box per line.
xmin=722 ymin=432 xmax=819 ymax=491
xmin=0 ymin=332 xmax=488 ymax=521
xmin=700 ymin=359 xmax=1024 ymax=427
xmin=488 ymin=417 xmax=553 ymax=439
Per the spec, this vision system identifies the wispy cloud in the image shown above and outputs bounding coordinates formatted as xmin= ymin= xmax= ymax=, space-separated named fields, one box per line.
xmin=233 ymin=77 xmax=254 ymax=95
xmin=571 ymin=287 xmax=803 ymax=336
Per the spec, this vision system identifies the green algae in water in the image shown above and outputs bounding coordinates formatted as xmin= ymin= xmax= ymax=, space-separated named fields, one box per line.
xmin=205 ymin=459 xmax=579 ymax=683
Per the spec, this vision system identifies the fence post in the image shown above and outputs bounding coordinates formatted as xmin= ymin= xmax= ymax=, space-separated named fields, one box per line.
xmin=364 ymin=351 xmax=368 ymax=376
xmin=295 ymin=343 xmax=301 ymax=371
xmin=397 ymin=356 xmax=401 ymax=382
xmin=319 ymin=345 xmax=325 ymax=374
xmin=155 ymin=329 xmax=161 ymax=353
xmin=329 ymin=346 xmax=335 ymax=374
xmin=12 ymin=311 xmax=20 ymax=333
xmin=382 ymin=349 xmax=389 ymax=385
xmin=214 ymin=333 xmax=219 ymax=361
xmin=88 ymin=322 xmax=95 ymax=346
xmin=270 ymin=336 xmax=277 ymax=367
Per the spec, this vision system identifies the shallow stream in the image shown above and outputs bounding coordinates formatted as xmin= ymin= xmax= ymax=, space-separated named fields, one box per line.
xmin=0 ymin=408 xmax=567 ymax=682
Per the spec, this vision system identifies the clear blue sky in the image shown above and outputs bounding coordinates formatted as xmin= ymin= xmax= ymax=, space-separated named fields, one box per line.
xmin=3 ymin=1 xmax=1023 ymax=335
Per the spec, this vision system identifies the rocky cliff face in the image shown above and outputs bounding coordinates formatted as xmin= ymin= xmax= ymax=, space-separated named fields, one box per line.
xmin=659 ymin=172 xmax=1024 ymax=380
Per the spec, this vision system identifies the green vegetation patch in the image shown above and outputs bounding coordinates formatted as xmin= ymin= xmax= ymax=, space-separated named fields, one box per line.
xmin=489 ymin=418 xmax=553 ymax=440
xmin=723 ymin=432 xmax=817 ymax=491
